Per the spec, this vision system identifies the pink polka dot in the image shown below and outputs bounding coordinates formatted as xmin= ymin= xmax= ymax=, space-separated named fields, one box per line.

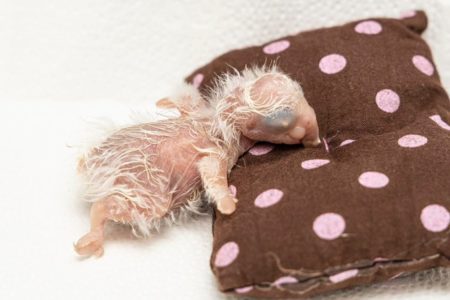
xmin=319 ymin=54 xmax=347 ymax=74
xmin=420 ymin=204 xmax=450 ymax=233
xmin=329 ymin=269 xmax=359 ymax=283
xmin=374 ymin=257 xmax=389 ymax=262
xmin=273 ymin=276 xmax=298 ymax=286
xmin=301 ymin=159 xmax=330 ymax=170
xmin=313 ymin=213 xmax=346 ymax=240
xmin=413 ymin=55 xmax=434 ymax=76
xmin=375 ymin=89 xmax=400 ymax=113
xmin=358 ymin=171 xmax=389 ymax=189
xmin=398 ymin=134 xmax=428 ymax=148
xmin=354 ymin=21 xmax=382 ymax=35
xmin=430 ymin=114 xmax=450 ymax=131
xmin=263 ymin=40 xmax=290 ymax=55
xmin=214 ymin=241 xmax=239 ymax=267
xmin=235 ymin=286 xmax=253 ymax=294
xmin=254 ymin=189 xmax=283 ymax=208
xmin=229 ymin=185 xmax=237 ymax=197
xmin=400 ymin=10 xmax=416 ymax=19
xmin=339 ymin=139 xmax=355 ymax=147
xmin=192 ymin=73 xmax=204 ymax=88
xmin=249 ymin=143 xmax=275 ymax=156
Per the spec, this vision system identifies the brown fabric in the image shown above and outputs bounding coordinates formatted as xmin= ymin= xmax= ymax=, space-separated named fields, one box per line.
xmin=187 ymin=11 xmax=450 ymax=298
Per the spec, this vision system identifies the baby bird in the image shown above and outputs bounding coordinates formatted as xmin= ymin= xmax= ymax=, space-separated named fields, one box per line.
xmin=74 ymin=65 xmax=320 ymax=257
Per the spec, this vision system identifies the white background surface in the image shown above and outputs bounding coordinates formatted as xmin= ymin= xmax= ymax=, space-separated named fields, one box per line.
xmin=0 ymin=1 xmax=449 ymax=300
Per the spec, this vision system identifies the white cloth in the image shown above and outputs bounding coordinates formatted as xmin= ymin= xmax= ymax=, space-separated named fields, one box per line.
xmin=0 ymin=1 xmax=449 ymax=299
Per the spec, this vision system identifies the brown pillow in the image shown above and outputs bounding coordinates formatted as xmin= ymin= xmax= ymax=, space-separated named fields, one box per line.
xmin=187 ymin=11 xmax=450 ymax=298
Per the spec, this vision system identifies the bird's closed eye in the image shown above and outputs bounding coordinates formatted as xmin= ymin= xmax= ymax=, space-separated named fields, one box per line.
xmin=262 ymin=108 xmax=297 ymax=133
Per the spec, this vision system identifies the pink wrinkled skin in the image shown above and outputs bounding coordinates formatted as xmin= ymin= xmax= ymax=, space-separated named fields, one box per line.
xmin=74 ymin=65 xmax=321 ymax=257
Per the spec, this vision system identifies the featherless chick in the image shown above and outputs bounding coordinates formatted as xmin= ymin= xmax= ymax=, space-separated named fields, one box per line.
xmin=74 ymin=65 xmax=321 ymax=257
